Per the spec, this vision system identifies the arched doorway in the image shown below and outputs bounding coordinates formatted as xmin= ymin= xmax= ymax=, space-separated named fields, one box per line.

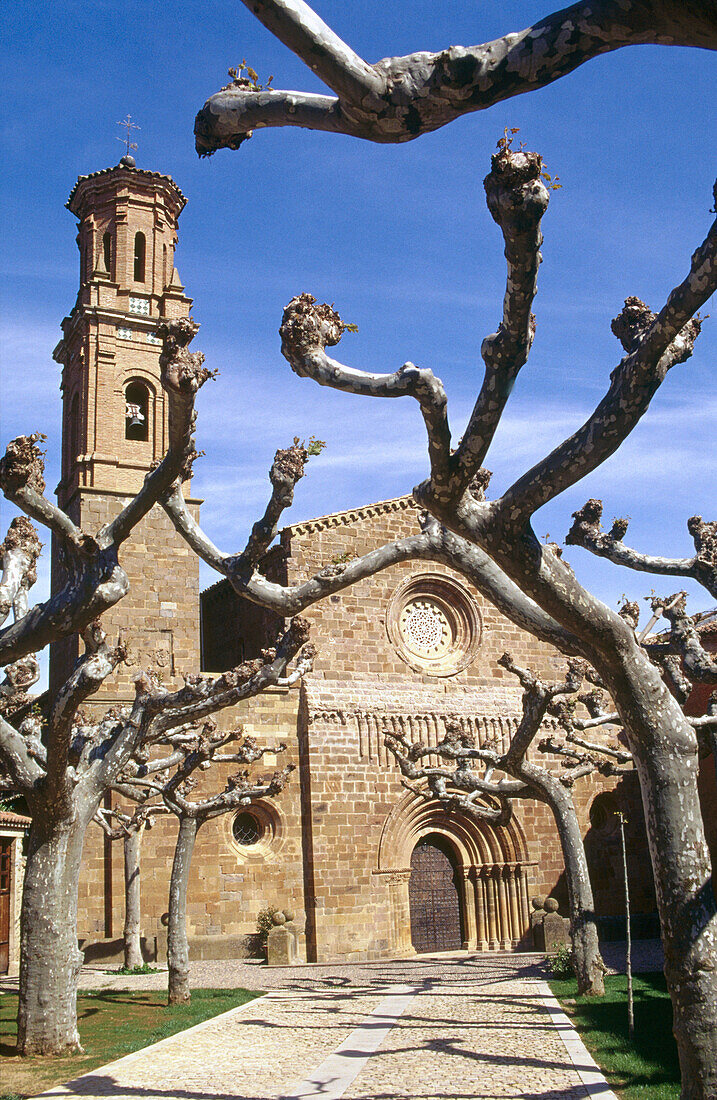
xmin=378 ymin=789 xmax=534 ymax=955
xmin=409 ymin=834 xmax=463 ymax=953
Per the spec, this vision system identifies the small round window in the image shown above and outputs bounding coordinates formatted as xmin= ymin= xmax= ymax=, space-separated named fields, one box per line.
xmin=232 ymin=812 xmax=262 ymax=846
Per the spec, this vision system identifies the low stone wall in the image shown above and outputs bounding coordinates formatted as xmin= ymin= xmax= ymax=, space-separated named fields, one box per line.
xmin=80 ymin=932 xmax=261 ymax=964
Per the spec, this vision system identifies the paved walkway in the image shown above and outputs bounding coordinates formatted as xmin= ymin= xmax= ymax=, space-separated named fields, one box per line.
xmin=24 ymin=952 xmax=634 ymax=1100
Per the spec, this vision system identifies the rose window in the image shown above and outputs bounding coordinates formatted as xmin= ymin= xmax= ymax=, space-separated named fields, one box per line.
xmin=386 ymin=574 xmax=482 ymax=676
xmin=400 ymin=599 xmax=452 ymax=658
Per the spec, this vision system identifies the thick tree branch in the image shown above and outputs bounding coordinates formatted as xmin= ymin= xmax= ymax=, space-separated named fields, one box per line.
xmin=45 ymin=621 xmax=127 ymax=802
xmin=145 ymin=618 xmax=313 ymax=736
xmin=0 ymin=517 xmax=42 ymax=627
xmin=236 ymin=0 xmax=385 ymax=104
xmin=653 ymin=594 xmax=717 ymax=684
xmin=450 ymin=140 xmax=549 ymax=497
xmin=0 ymin=713 xmax=45 ymax=792
xmin=195 ymin=0 xmax=717 ymax=154
xmin=499 ymin=200 xmax=716 ymax=522
xmin=566 ymin=501 xmax=717 ymax=599
xmin=234 ymin=440 xmax=312 ymax=571
xmin=0 ymin=436 xmax=84 ymax=549
xmin=279 ymin=294 xmax=452 ymax=489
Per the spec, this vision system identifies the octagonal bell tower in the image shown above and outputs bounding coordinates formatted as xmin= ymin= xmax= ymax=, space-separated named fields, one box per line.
xmin=50 ymin=156 xmax=202 ymax=700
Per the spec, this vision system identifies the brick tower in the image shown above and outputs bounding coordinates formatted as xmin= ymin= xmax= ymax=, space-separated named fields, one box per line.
xmin=50 ymin=155 xmax=202 ymax=700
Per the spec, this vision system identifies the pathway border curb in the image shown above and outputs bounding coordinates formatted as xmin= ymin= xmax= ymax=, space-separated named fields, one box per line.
xmin=533 ymin=979 xmax=620 ymax=1099
xmin=32 ymin=990 xmax=274 ymax=1097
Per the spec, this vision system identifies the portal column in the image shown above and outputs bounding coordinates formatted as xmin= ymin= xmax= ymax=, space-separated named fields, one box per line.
xmin=473 ymin=868 xmax=488 ymax=951
xmin=460 ymin=868 xmax=477 ymax=949
xmin=485 ymin=867 xmax=500 ymax=949
xmin=517 ymin=864 xmax=532 ymax=938
xmin=507 ymin=865 xmax=522 ymax=947
xmin=387 ymin=870 xmax=414 ymax=956
xmin=497 ymin=867 xmax=512 ymax=950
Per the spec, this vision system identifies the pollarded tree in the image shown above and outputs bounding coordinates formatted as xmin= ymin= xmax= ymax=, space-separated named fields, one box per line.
xmin=159 ymin=130 xmax=717 ymax=1091
xmin=385 ymin=653 xmax=629 ymax=997
xmin=0 ymin=318 xmax=212 ymax=1054
xmin=0 ymin=318 xmax=316 ymax=1055
xmin=112 ymin=715 xmax=302 ymax=1004
xmin=0 ymin=575 xmax=312 ymax=1052
xmin=93 ymin=802 xmax=169 ymax=971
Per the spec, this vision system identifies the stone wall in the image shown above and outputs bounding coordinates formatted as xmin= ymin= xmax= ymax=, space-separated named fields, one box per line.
xmin=76 ymin=686 xmax=305 ymax=955
xmin=281 ymin=496 xmax=566 ymax=688
xmin=74 ymin=493 xmax=659 ymax=962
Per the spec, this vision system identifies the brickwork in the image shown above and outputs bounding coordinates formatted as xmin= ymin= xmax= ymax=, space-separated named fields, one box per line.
xmin=50 ymin=161 xmax=197 ymax=697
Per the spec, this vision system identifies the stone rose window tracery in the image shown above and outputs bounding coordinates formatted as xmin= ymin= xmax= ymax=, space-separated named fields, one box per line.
xmin=400 ymin=599 xmax=452 ymax=659
xmin=387 ymin=573 xmax=482 ymax=676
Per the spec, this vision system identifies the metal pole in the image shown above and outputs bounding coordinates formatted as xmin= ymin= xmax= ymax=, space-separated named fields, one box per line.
xmin=617 ymin=811 xmax=634 ymax=1039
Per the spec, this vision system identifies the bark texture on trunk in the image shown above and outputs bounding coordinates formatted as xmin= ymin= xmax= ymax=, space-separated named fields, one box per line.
xmin=523 ymin=765 xmax=605 ymax=996
xmin=123 ymin=826 xmax=144 ymax=970
xmin=611 ymin=656 xmax=717 ymax=1099
xmin=167 ymin=815 xmax=198 ymax=1005
xmin=17 ymin=818 xmax=88 ymax=1055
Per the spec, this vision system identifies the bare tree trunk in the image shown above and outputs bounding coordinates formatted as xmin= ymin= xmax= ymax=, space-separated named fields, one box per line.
xmin=523 ymin=765 xmax=605 ymax=996
xmin=17 ymin=816 xmax=88 ymax=1055
xmin=611 ymin=657 xmax=717 ymax=1098
xmin=123 ymin=824 xmax=145 ymax=970
xmin=167 ymin=814 xmax=198 ymax=1005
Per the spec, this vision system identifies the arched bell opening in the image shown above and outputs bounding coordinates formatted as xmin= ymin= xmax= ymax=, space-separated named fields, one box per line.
xmin=133 ymin=232 xmax=146 ymax=283
xmin=124 ymin=379 xmax=152 ymax=443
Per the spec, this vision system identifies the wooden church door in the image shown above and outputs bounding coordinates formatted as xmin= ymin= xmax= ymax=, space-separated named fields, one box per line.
xmin=409 ymin=835 xmax=463 ymax=953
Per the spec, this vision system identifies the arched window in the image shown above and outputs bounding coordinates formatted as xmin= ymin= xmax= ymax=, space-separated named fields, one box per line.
xmin=125 ymin=381 xmax=150 ymax=442
xmin=68 ymin=392 xmax=80 ymax=467
xmin=102 ymin=231 xmax=112 ymax=275
xmin=133 ymin=232 xmax=146 ymax=282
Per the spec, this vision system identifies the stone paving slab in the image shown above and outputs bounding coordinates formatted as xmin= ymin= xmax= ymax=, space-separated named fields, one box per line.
xmin=33 ymin=988 xmax=388 ymax=1100
xmin=341 ymin=979 xmax=594 ymax=1100
xmin=24 ymin=955 xmax=624 ymax=1100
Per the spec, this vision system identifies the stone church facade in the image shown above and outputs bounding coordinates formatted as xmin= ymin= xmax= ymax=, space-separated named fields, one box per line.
xmin=48 ymin=158 xmax=660 ymax=966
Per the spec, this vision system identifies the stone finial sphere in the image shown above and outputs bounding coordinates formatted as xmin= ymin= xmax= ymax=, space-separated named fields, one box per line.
xmin=272 ymin=911 xmax=287 ymax=925
xmin=531 ymin=896 xmax=546 ymax=910
xmin=544 ymin=897 xmax=559 ymax=913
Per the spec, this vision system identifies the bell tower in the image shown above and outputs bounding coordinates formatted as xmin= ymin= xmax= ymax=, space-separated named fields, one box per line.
xmin=50 ymin=155 xmax=202 ymax=699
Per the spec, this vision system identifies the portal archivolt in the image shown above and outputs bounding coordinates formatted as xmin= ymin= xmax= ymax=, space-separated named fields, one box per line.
xmin=377 ymin=789 xmax=534 ymax=953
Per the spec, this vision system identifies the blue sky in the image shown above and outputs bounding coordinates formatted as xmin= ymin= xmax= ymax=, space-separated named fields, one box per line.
xmin=1 ymin=1 xmax=716 ymax=657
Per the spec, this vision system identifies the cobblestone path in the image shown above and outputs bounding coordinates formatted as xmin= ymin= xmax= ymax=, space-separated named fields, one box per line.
xmin=29 ymin=954 xmax=623 ymax=1100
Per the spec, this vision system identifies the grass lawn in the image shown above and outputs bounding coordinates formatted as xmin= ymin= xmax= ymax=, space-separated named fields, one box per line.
xmin=548 ymin=972 xmax=679 ymax=1099
xmin=0 ymin=987 xmax=262 ymax=1100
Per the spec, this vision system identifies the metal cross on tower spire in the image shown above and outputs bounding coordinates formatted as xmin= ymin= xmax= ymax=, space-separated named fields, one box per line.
xmin=116 ymin=115 xmax=140 ymax=156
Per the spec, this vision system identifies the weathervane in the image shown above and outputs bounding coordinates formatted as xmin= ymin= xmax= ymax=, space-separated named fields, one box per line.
xmin=117 ymin=114 xmax=140 ymax=157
